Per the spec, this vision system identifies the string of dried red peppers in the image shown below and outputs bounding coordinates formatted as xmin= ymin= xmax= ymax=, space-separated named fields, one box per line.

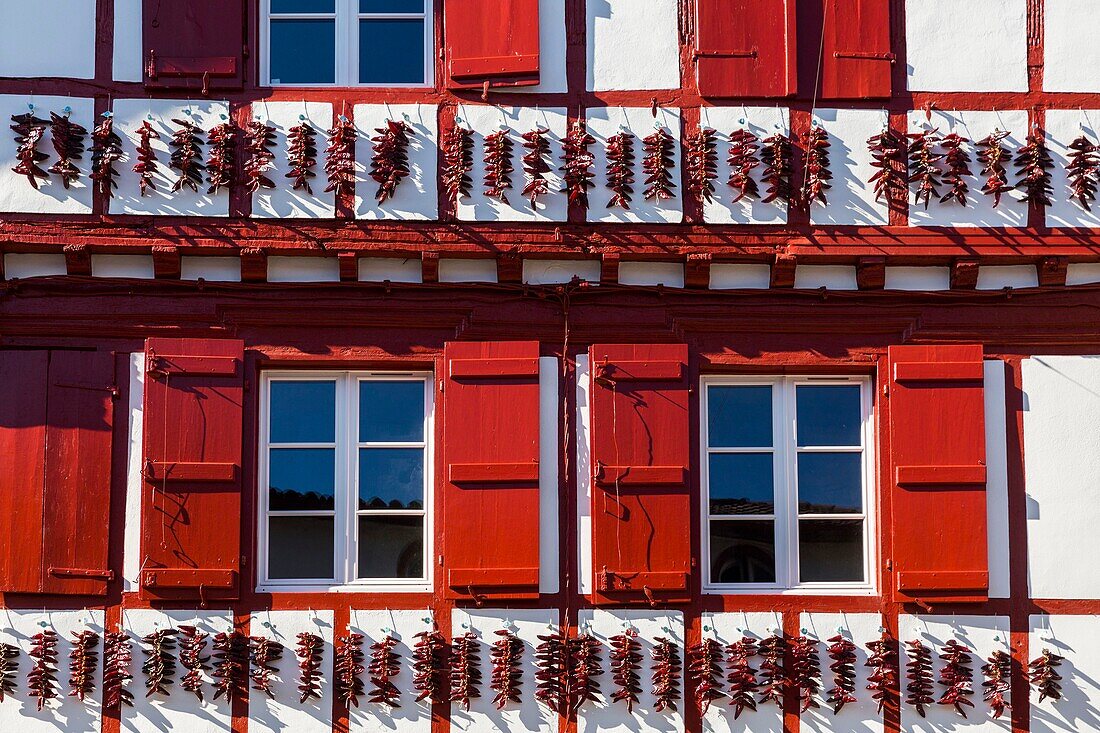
xmin=687 ymin=638 xmax=723 ymax=715
xmin=802 ymin=125 xmax=832 ymax=206
xmin=296 ymin=632 xmax=325 ymax=704
xmin=1014 ymin=128 xmax=1054 ymax=207
xmin=1067 ymin=135 xmax=1099 ymax=211
xmin=905 ymin=639 xmax=935 ymax=717
xmin=490 ymin=629 xmax=524 ymax=710
xmin=370 ymin=119 xmax=414 ymax=204
xmin=369 ymin=635 xmax=402 ymax=707
xmin=521 ymin=126 xmax=553 ymax=206
xmin=568 ymin=632 xmax=603 ymax=712
xmin=757 ymin=634 xmax=787 ymax=709
xmin=441 ymin=124 xmax=474 ymax=204
xmin=28 ymin=629 xmax=59 ymax=710
xmin=761 ymin=132 xmax=794 ymax=205
xmin=908 ymin=128 xmax=944 ymax=210
xmin=450 ymin=631 xmax=482 ymax=711
xmin=212 ymin=631 xmax=248 ymax=703
xmin=865 ymin=632 xmax=898 ymax=714
xmin=483 ymin=130 xmax=514 ymax=203
xmin=937 ymin=640 xmax=975 ymax=718
xmin=168 ymin=118 xmax=206 ymax=193
xmin=249 ymin=635 xmax=283 ymax=699
xmin=651 ymin=637 xmax=681 ymax=713
xmin=68 ymin=630 xmax=99 ymax=703
xmin=1029 ymin=648 xmax=1064 ymax=703
xmin=286 ymin=121 xmax=318 ymax=194
xmin=981 ymin=649 xmax=1012 ymax=719
xmin=0 ymin=643 xmax=17 ymax=702
xmin=976 ymin=129 xmax=1013 ymax=208
xmin=10 ymin=112 xmax=50 ymax=189
xmin=642 ymin=127 xmax=677 ymax=202
xmin=91 ymin=114 xmax=124 ymax=197
xmin=605 ymin=131 xmax=636 ymax=209
xmin=133 ymin=120 xmax=160 ymax=197
xmin=205 ymin=122 xmax=236 ymax=195
xmin=727 ymin=129 xmax=761 ymax=203
xmin=825 ymin=634 xmax=858 ymax=715
xmin=868 ymin=125 xmax=908 ymax=204
xmin=534 ymin=625 xmax=569 ymax=714
xmin=561 ymin=120 xmax=596 ymax=210
xmin=939 ymin=132 xmax=972 ymax=206
xmin=48 ymin=111 xmax=87 ymax=189
xmin=141 ymin=628 xmax=177 ymax=698
xmin=324 ymin=116 xmax=357 ymax=197
xmin=608 ymin=628 xmax=643 ymax=712
xmin=103 ymin=631 xmax=134 ymax=710
xmin=335 ymin=633 xmax=366 ymax=708
xmin=178 ymin=625 xmax=210 ymax=702
xmin=725 ymin=636 xmax=759 ymax=718
xmin=412 ymin=629 xmax=448 ymax=704
xmin=790 ymin=635 xmax=822 ymax=713
xmin=684 ymin=127 xmax=718 ymax=205
xmin=243 ymin=120 xmax=277 ymax=194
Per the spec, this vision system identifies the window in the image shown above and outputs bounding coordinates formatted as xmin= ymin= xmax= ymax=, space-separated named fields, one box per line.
xmin=259 ymin=372 xmax=433 ymax=590
xmin=263 ymin=0 xmax=432 ymax=86
xmin=701 ymin=376 xmax=874 ymax=592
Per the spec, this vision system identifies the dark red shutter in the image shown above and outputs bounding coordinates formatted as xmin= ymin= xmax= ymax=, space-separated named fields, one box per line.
xmin=443 ymin=341 xmax=541 ymax=601
xmin=142 ymin=0 xmax=246 ymax=92
xmin=0 ymin=350 xmax=115 ymax=596
xmin=444 ymin=0 xmax=540 ymax=89
xmin=820 ymin=0 xmax=893 ymax=99
xmin=888 ymin=345 xmax=988 ymax=604
xmin=695 ymin=0 xmax=797 ymax=98
xmin=589 ymin=344 xmax=691 ymax=605
xmin=140 ymin=338 xmax=244 ymax=601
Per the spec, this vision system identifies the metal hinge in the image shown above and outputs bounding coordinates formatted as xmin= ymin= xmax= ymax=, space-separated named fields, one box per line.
xmin=50 ymin=567 xmax=115 ymax=581
xmin=55 ymin=382 xmax=120 ymax=400
xmin=834 ymin=51 xmax=896 ymax=63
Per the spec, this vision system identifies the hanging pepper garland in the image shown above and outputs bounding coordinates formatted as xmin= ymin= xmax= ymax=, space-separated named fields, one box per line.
xmin=727 ymin=129 xmax=761 ymax=203
xmin=651 ymin=637 xmax=681 ymax=713
xmin=324 ymin=116 xmax=356 ymax=197
xmin=761 ymin=132 xmax=794 ymax=205
xmin=10 ymin=112 xmax=50 ymax=189
xmin=937 ymin=640 xmax=975 ymax=718
xmin=802 ymin=124 xmax=832 ymax=206
xmin=725 ymin=637 xmax=759 ymax=718
xmin=790 ymin=635 xmax=822 ymax=713
xmin=561 ymin=120 xmax=596 ymax=210
xmin=296 ymin=632 xmax=325 ymax=704
xmin=286 ymin=122 xmax=318 ymax=194
xmin=212 ymin=631 xmax=248 ymax=703
xmin=568 ymin=632 xmax=603 ymax=712
xmin=982 ymin=649 xmax=1012 ymax=719
xmin=939 ymin=132 xmax=973 ymax=206
xmin=490 ymin=630 xmax=524 ymax=710
xmin=205 ymin=122 xmax=236 ymax=196
xmin=68 ymin=630 xmax=99 ymax=703
xmin=1029 ymin=649 xmax=1064 ymax=703
xmin=90 ymin=114 xmax=124 ymax=197
xmin=605 ymin=131 xmax=636 ymax=209
xmin=141 ymin=628 xmax=177 ymax=698
xmin=48 ymin=111 xmax=87 ymax=189
xmin=133 ymin=121 xmax=161 ymax=197
xmin=642 ymin=127 xmax=677 ymax=202
xmin=412 ymin=629 xmax=447 ymax=704
xmin=521 ymin=126 xmax=553 ymax=206
xmin=103 ymin=631 xmax=134 ymax=710
xmin=826 ymin=634 xmax=858 ymax=715
xmin=483 ymin=130 xmax=515 ymax=203
xmin=178 ymin=626 xmax=210 ymax=702
xmin=441 ymin=124 xmax=474 ymax=204
xmin=335 ymin=633 xmax=366 ymax=709
xmin=249 ymin=636 xmax=283 ymax=699
xmin=866 ymin=632 xmax=898 ymax=715
xmin=450 ymin=631 xmax=482 ymax=711
xmin=609 ymin=628 xmax=643 ymax=712
xmin=370 ymin=119 xmax=414 ymax=204
xmin=369 ymin=635 xmax=401 ymax=707
xmin=908 ymin=128 xmax=944 ymax=210
xmin=684 ymin=127 xmax=718 ymax=205
xmin=687 ymin=638 xmax=724 ymax=716
xmin=757 ymin=634 xmax=787 ymax=709
xmin=1014 ymin=128 xmax=1054 ymax=206
xmin=0 ymin=643 xmax=17 ymax=702
xmin=168 ymin=118 xmax=205 ymax=193
xmin=1067 ymin=135 xmax=1100 ymax=210
xmin=868 ymin=125 xmax=908 ymax=205
xmin=243 ymin=120 xmax=276 ymax=194
xmin=976 ymin=129 xmax=1013 ymax=208
xmin=905 ymin=639 xmax=935 ymax=718
xmin=534 ymin=626 xmax=569 ymax=714
xmin=28 ymin=629 xmax=59 ymax=711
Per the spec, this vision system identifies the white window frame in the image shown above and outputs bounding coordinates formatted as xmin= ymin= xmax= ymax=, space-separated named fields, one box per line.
xmin=258 ymin=370 xmax=434 ymax=592
xmin=700 ymin=375 xmax=877 ymax=595
xmin=260 ymin=0 xmax=435 ymax=87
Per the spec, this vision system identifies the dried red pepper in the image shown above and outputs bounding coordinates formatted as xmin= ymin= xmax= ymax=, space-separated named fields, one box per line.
xmin=937 ymin=640 xmax=975 ymax=718
xmin=483 ymin=130 xmax=514 ymax=203
xmin=324 ymin=116 xmax=356 ymax=197
xmin=605 ymin=131 xmax=636 ymax=209
xmin=791 ymin=635 xmax=822 ymax=712
xmin=761 ymin=132 xmax=794 ymax=205
xmin=441 ymin=124 xmax=474 ymax=204
xmin=205 ymin=122 xmax=236 ymax=196
xmin=141 ymin=628 xmax=177 ymax=698
xmin=802 ymin=124 xmax=832 ymax=206
xmin=534 ymin=626 xmax=568 ymax=714
xmin=642 ymin=127 xmax=677 ymax=202
xmin=0 ymin=643 xmax=17 ymax=702
xmin=1029 ymin=648 xmax=1064 ymax=703
xmin=727 ymin=129 xmax=760 ymax=203
xmin=651 ymin=637 xmax=681 ymax=713
xmin=560 ymin=120 xmax=596 ymax=209
xmin=286 ymin=122 xmax=319 ymax=194
xmin=28 ymin=629 xmax=59 ymax=711
xmin=133 ymin=120 xmax=160 ymax=197
xmin=757 ymin=634 xmax=787 ymax=709
xmin=687 ymin=638 xmax=723 ymax=716
xmin=826 ymin=634 xmax=857 ymax=715
xmin=982 ymin=649 xmax=1012 ymax=719
xmin=685 ymin=127 xmax=718 ymax=205
xmin=249 ymin=635 xmax=283 ymax=699
xmin=10 ymin=112 xmax=50 ymax=189
xmin=212 ymin=631 xmax=247 ymax=703
xmin=1067 ymin=135 xmax=1100 ymax=211
xmin=168 ymin=118 xmax=205 ymax=193
xmin=90 ymin=114 xmax=123 ymax=197
xmin=171 ymin=626 xmax=207 ymax=703
xmin=450 ymin=631 xmax=482 ymax=711
xmin=977 ymin=129 xmax=1013 ymax=208
xmin=243 ymin=120 xmax=276 ymax=194
xmin=490 ymin=629 xmax=524 ymax=710
xmin=68 ymin=630 xmax=99 ymax=703
xmin=868 ymin=125 xmax=908 ymax=205
xmin=296 ymin=632 xmax=325 ymax=704
xmin=725 ymin=637 xmax=759 ymax=718
xmin=908 ymin=128 xmax=944 ymax=210
xmin=939 ymin=132 xmax=972 ymax=206
xmin=905 ymin=639 xmax=934 ymax=718
xmin=103 ymin=631 xmax=133 ymax=710
xmin=335 ymin=633 xmax=366 ymax=708
xmin=608 ymin=628 xmax=642 ymax=712
xmin=48 ymin=111 xmax=87 ymax=189
xmin=371 ymin=119 xmax=413 ymax=203
xmin=369 ymin=634 xmax=401 ymax=707
xmin=865 ymin=632 xmax=898 ymax=715
xmin=521 ymin=126 xmax=553 ymax=206
xmin=412 ymin=629 xmax=447 ymax=704
xmin=1015 ymin=129 xmax=1054 ymax=206
xmin=568 ymin=632 xmax=603 ymax=712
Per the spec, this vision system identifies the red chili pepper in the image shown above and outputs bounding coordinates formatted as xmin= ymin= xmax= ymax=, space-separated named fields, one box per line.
xmin=370 ymin=119 xmax=414 ymax=204
xmin=368 ymin=634 xmax=401 ymax=707
xmin=937 ymin=640 xmax=975 ymax=718
xmin=249 ymin=635 xmax=283 ymax=699
xmin=687 ymin=638 xmax=723 ymax=715
xmin=48 ymin=111 xmax=87 ymax=189
xmin=981 ymin=649 xmax=1011 ymax=719
xmin=490 ymin=629 xmax=524 ymax=710
xmin=651 ymin=637 xmax=681 ymax=713
xmin=608 ymin=628 xmax=642 ymax=712
xmin=28 ymin=629 xmax=60 ymax=711
xmin=757 ymin=634 xmax=788 ymax=709
xmin=1029 ymin=648 xmax=1064 ymax=703
xmin=977 ymin=129 xmax=1013 ymax=208
xmin=0 ymin=643 xmax=17 ymax=702
xmin=560 ymin=120 xmax=596 ymax=210
xmin=450 ymin=631 xmax=482 ymax=711
xmin=1014 ymin=129 xmax=1054 ymax=207
xmin=725 ymin=637 xmax=759 ymax=718
xmin=412 ymin=629 xmax=447 ymax=704
xmin=334 ymin=633 xmax=366 ymax=708
xmin=211 ymin=631 xmax=247 ymax=703
xmin=868 ymin=125 xmax=908 ymax=205
xmin=286 ymin=122 xmax=319 ymax=194
xmin=905 ymin=639 xmax=934 ymax=718
xmin=908 ymin=128 xmax=944 ymax=210
xmin=534 ymin=626 xmax=568 ymax=714
xmin=727 ymin=129 xmax=761 ymax=203
xmin=68 ymin=630 xmax=99 ymax=703
xmin=865 ymin=632 xmax=898 ymax=715
xmin=568 ymin=633 xmax=603 ymax=712
xmin=939 ymin=132 xmax=972 ymax=206
xmin=1067 ymin=135 xmax=1099 ymax=211
xmin=441 ymin=124 xmax=474 ymax=205
xmin=790 ymin=635 xmax=822 ymax=713
xmin=642 ymin=127 xmax=677 ymax=202
xmin=205 ymin=122 xmax=237 ymax=196
xmin=802 ymin=125 xmax=832 ymax=206
xmin=605 ymin=131 xmax=636 ymax=210
xmin=178 ymin=625 xmax=210 ymax=702
xmin=140 ymin=627 xmax=177 ymax=698
xmin=296 ymin=632 xmax=325 ymax=704
xmin=133 ymin=121 xmax=161 ymax=197
xmin=10 ymin=112 xmax=49 ymax=189
xmin=483 ymin=130 xmax=515 ymax=203
xmin=324 ymin=117 xmax=357 ymax=197
xmin=90 ymin=115 xmax=124 ymax=197
xmin=825 ymin=634 xmax=858 ymax=715
xmin=684 ymin=127 xmax=718 ymax=205
xmin=243 ymin=120 xmax=277 ymax=194
xmin=168 ymin=118 xmax=206 ymax=193
xmin=103 ymin=631 xmax=134 ymax=710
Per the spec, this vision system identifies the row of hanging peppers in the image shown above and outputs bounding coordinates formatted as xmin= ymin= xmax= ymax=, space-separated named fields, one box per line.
xmin=0 ymin=624 xmax=1069 ymax=721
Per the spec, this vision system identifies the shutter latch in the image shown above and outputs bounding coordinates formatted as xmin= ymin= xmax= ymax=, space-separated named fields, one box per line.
xmin=834 ymin=51 xmax=896 ymax=63
xmin=693 ymin=47 xmax=759 ymax=60
xmin=49 ymin=567 xmax=115 ymax=581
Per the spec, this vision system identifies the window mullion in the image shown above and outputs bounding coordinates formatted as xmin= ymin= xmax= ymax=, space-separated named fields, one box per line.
xmin=345 ymin=0 xmax=359 ymax=86
xmin=783 ymin=378 xmax=800 ymax=589
xmin=345 ymin=373 xmax=359 ymax=584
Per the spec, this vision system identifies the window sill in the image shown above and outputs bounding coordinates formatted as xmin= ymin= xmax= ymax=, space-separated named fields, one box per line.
xmin=257 ymin=582 xmax=432 ymax=594
xmin=702 ymin=585 xmax=878 ymax=597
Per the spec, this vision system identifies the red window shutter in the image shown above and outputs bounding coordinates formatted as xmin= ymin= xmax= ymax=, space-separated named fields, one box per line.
xmin=142 ymin=0 xmax=246 ymax=92
xmin=444 ymin=0 xmax=540 ymax=89
xmin=0 ymin=350 xmax=115 ymax=596
xmin=140 ymin=338 xmax=244 ymax=601
xmin=589 ymin=344 xmax=691 ymax=605
xmin=443 ymin=341 xmax=541 ymax=601
xmin=695 ymin=0 xmax=797 ymax=98
xmin=888 ymin=345 xmax=988 ymax=604
xmin=821 ymin=0 xmax=893 ymax=99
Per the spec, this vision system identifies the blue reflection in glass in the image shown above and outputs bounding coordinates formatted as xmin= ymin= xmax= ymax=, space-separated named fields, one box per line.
xmin=360 ymin=0 xmax=423 ymax=11
xmin=796 ymin=385 xmax=861 ymax=447
xmin=270 ymin=20 xmax=336 ymax=84
xmin=269 ymin=448 xmax=336 ymax=510
xmin=708 ymin=453 xmax=774 ymax=514
xmin=270 ymin=381 xmax=336 ymax=443
xmin=359 ymin=448 xmax=423 ymax=509
xmin=359 ymin=381 xmax=424 ymax=442
xmin=797 ymin=452 xmax=862 ymax=513
xmin=272 ymin=0 xmax=335 ymax=12
xmin=359 ymin=19 xmax=425 ymax=84
xmin=708 ymin=385 xmax=772 ymax=448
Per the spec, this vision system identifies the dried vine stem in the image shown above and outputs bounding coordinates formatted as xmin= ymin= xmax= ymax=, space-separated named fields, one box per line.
xmin=141 ymin=628 xmax=177 ymax=698
xmin=642 ymin=127 xmax=677 ymax=202
xmin=939 ymin=132 xmax=972 ymax=206
xmin=727 ymin=129 xmax=760 ymax=202
xmin=826 ymin=634 xmax=858 ymax=715
xmin=908 ymin=128 xmax=944 ymax=209
xmin=369 ymin=635 xmax=401 ymax=707
xmin=761 ymin=132 xmax=794 ymax=204
xmin=335 ymin=633 xmax=366 ymax=708
xmin=568 ymin=633 xmax=603 ymax=712
xmin=1067 ymin=135 xmax=1100 ymax=210
xmin=982 ymin=649 xmax=1012 ymax=719
xmin=243 ymin=120 xmax=276 ymax=193
xmin=868 ymin=125 xmax=908 ymax=204
xmin=168 ymin=118 xmax=206 ymax=192
xmin=324 ymin=116 xmax=356 ymax=197
xmin=687 ymin=638 xmax=723 ymax=715
xmin=48 ymin=111 xmax=87 ymax=188
xmin=286 ymin=121 xmax=319 ymax=193
xmin=685 ymin=127 xmax=718 ymax=204
xmin=483 ymin=130 xmax=514 ymax=202
xmin=937 ymin=640 xmax=975 ymax=718
xmin=490 ymin=630 xmax=524 ymax=710
xmin=976 ymin=129 xmax=1013 ymax=208
xmin=205 ymin=122 xmax=236 ymax=195
xmin=725 ymin=636 xmax=759 ymax=718
xmin=605 ymin=131 xmax=636 ymax=209
xmin=68 ymin=630 xmax=99 ymax=703
xmin=103 ymin=631 xmax=134 ymax=710
xmin=249 ymin=636 xmax=283 ymax=699
xmin=450 ymin=631 xmax=482 ymax=711
xmin=28 ymin=629 xmax=60 ymax=710
xmin=1014 ymin=128 xmax=1054 ymax=206
xmin=608 ymin=628 xmax=643 ymax=712
xmin=11 ymin=112 xmax=50 ymax=188
xmin=521 ymin=126 xmax=553 ymax=205
xmin=791 ymin=635 xmax=822 ymax=713
xmin=865 ymin=632 xmax=898 ymax=714
xmin=905 ymin=639 xmax=934 ymax=718
xmin=560 ymin=120 xmax=596 ymax=209
xmin=1029 ymin=648 xmax=1064 ymax=703
xmin=802 ymin=124 xmax=832 ymax=206
xmin=133 ymin=121 xmax=160 ymax=196
xmin=90 ymin=115 xmax=124 ymax=197
xmin=757 ymin=634 xmax=787 ymax=708
xmin=370 ymin=119 xmax=413 ymax=203
xmin=412 ymin=629 xmax=447 ymax=703
xmin=296 ymin=632 xmax=325 ymax=704
xmin=178 ymin=625 xmax=210 ymax=702
xmin=441 ymin=124 xmax=474 ymax=203
xmin=651 ymin=637 xmax=681 ymax=713
xmin=212 ymin=631 xmax=248 ymax=703
xmin=534 ymin=626 xmax=568 ymax=714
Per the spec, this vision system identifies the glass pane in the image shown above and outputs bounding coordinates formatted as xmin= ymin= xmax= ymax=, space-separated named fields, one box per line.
xmin=359 ymin=381 xmax=424 ymax=442
xmin=360 ymin=0 xmax=423 ymax=11
xmin=797 ymin=452 xmax=863 ymax=514
xmin=796 ymin=385 xmax=862 ymax=447
xmin=358 ymin=516 xmax=424 ymax=579
xmin=708 ymin=453 xmax=774 ymax=515
xmin=270 ymin=381 xmax=335 ymax=443
xmin=709 ymin=520 xmax=775 ymax=584
xmin=272 ymin=0 xmax=335 ymax=12
xmin=359 ymin=19 xmax=425 ymax=84
xmin=270 ymin=19 xmax=335 ymax=84
xmin=268 ymin=516 xmax=334 ymax=579
xmin=708 ymin=385 xmax=772 ymax=448
xmin=359 ymin=448 xmax=423 ymax=509
xmin=799 ymin=519 xmax=864 ymax=583
xmin=269 ymin=448 xmax=335 ymax=510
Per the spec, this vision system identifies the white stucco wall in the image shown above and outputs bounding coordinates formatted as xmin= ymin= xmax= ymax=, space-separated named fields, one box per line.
xmin=808 ymin=109 xmax=889 ymax=227
xmin=0 ymin=0 xmax=96 ymax=79
xmin=587 ymin=0 xmax=680 ymax=91
xmin=354 ymin=104 xmax=438 ymax=221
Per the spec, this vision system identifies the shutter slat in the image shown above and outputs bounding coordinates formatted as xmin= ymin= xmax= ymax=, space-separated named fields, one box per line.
xmin=142 ymin=0 xmax=245 ymax=91
xmin=821 ymin=0 xmax=893 ymax=99
xmin=695 ymin=0 xmax=796 ymax=97
xmin=445 ymin=0 xmax=540 ymax=89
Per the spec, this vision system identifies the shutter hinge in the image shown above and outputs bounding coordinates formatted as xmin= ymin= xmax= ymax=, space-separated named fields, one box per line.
xmin=885 ymin=558 xmax=892 ymax=571
xmin=437 ymin=554 xmax=444 ymax=566
xmin=834 ymin=51 xmax=896 ymax=63
xmin=49 ymin=567 xmax=115 ymax=581
xmin=882 ymin=383 xmax=889 ymax=397
xmin=693 ymin=48 xmax=758 ymax=61
xmin=55 ymin=382 xmax=120 ymax=400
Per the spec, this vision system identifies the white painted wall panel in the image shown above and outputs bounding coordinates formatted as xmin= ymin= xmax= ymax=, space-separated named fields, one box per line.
xmin=984 ymin=360 xmax=1011 ymax=599
xmin=248 ymin=609 xmax=335 ymax=733
xmin=576 ymin=609 xmax=684 ymax=733
xmin=0 ymin=610 xmax=105 ymax=733
xmin=709 ymin=264 xmax=771 ymax=290
xmin=523 ymin=259 xmax=601 ymax=284
xmin=180 ymin=257 xmax=242 ymax=282
xmin=907 ymin=110 xmax=1029 ymax=228
xmin=456 ymin=105 xmax=568 ymax=223
xmin=793 ymin=266 xmax=858 ymax=290
xmin=268 ymin=256 xmax=341 ymax=282
xmin=618 ymin=262 xmax=684 ymax=288
xmin=450 ymin=609 xmax=560 ymax=733
xmin=90 ymin=255 xmax=155 ymax=279
xmin=3 ymin=253 xmax=67 ymax=279
xmin=1044 ymin=0 xmax=1100 ymax=92
xmin=1066 ymin=262 xmax=1100 ymax=285
xmin=113 ymin=0 xmax=144 ymax=82
xmin=576 ymin=354 xmax=593 ymax=595
xmin=1024 ymin=356 xmax=1100 ymax=598
xmin=1029 ymin=615 xmax=1100 ymax=733
xmin=897 ymin=615 xmax=1012 ymax=733
xmin=110 ymin=99 xmax=231 ymax=217
xmin=587 ymin=107 xmax=683 ymax=224
xmin=539 ymin=357 xmax=561 ymax=594
xmin=438 ymin=259 xmax=498 ymax=283
xmin=0 ymin=95 xmax=94 ymax=214
xmin=354 ymin=104 xmax=438 ymax=220
xmin=499 ymin=0 xmax=567 ymax=94
xmin=809 ymin=109 xmax=889 ymax=227
xmin=977 ymin=265 xmax=1038 ymax=289
xmin=359 ymin=257 xmax=422 ymax=283
xmin=348 ymin=610 xmax=433 ymax=733
xmin=699 ymin=106 xmax=789 ymax=225
xmin=883 ymin=267 xmax=950 ymax=291
xmin=798 ymin=613 xmax=883 ymax=733
xmin=1045 ymin=109 xmax=1100 ymax=227
xmin=700 ymin=611 xmax=783 ymax=733
xmin=587 ymin=0 xmax=679 ymax=91
xmin=905 ymin=0 xmax=1028 ymax=92
xmin=251 ymin=101 xmax=336 ymax=219
xmin=123 ymin=352 xmax=145 ymax=591
xmin=0 ymin=0 xmax=96 ymax=79
xmin=120 ymin=609 xmax=233 ymax=733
